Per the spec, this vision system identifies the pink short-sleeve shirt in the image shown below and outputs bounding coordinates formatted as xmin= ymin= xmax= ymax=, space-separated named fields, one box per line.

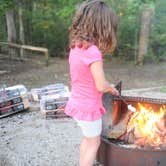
xmin=65 ymin=45 xmax=106 ymax=121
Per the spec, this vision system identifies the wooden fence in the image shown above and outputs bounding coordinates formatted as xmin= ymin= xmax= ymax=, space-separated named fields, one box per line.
xmin=0 ymin=42 xmax=49 ymax=66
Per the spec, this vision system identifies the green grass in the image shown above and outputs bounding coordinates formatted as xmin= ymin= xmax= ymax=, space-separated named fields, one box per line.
xmin=160 ymin=87 xmax=166 ymax=93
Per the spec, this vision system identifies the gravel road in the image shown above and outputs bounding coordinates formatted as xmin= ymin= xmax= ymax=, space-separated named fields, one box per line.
xmin=0 ymin=111 xmax=82 ymax=166
xmin=1 ymin=88 xmax=166 ymax=166
xmin=1 ymin=57 xmax=166 ymax=166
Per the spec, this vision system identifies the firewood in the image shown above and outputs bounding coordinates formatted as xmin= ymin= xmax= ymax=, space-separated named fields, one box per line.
xmin=108 ymin=111 xmax=132 ymax=139
xmin=134 ymin=137 xmax=147 ymax=146
xmin=128 ymin=132 xmax=135 ymax=143
xmin=155 ymin=115 xmax=166 ymax=136
xmin=134 ymin=127 xmax=145 ymax=139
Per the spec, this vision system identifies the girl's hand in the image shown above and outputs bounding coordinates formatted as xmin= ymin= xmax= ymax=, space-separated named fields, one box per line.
xmin=110 ymin=84 xmax=119 ymax=96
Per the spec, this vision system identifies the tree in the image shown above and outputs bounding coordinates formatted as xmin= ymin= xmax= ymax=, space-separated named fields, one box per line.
xmin=18 ymin=0 xmax=25 ymax=45
xmin=0 ymin=0 xmax=17 ymax=56
xmin=150 ymin=0 xmax=166 ymax=59
xmin=1 ymin=0 xmax=164 ymax=60
xmin=18 ymin=0 xmax=25 ymax=59
xmin=6 ymin=7 xmax=17 ymax=56
xmin=137 ymin=5 xmax=154 ymax=65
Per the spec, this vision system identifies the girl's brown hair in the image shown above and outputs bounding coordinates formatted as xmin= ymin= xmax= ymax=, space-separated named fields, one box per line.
xmin=69 ymin=0 xmax=118 ymax=54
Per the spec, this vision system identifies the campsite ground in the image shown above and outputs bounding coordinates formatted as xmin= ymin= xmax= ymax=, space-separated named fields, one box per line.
xmin=0 ymin=55 xmax=166 ymax=89
xmin=0 ymin=55 xmax=166 ymax=166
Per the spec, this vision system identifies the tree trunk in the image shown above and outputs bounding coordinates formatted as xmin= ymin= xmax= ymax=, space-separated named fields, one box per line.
xmin=6 ymin=8 xmax=16 ymax=43
xmin=25 ymin=0 xmax=33 ymax=44
xmin=18 ymin=0 xmax=25 ymax=60
xmin=137 ymin=5 xmax=154 ymax=65
xmin=5 ymin=8 xmax=17 ymax=57
xmin=18 ymin=0 xmax=25 ymax=45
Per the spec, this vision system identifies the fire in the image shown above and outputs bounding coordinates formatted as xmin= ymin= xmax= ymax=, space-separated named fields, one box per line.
xmin=126 ymin=103 xmax=166 ymax=146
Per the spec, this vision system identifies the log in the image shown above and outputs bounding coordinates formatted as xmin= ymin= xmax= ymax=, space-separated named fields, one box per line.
xmin=108 ymin=111 xmax=132 ymax=139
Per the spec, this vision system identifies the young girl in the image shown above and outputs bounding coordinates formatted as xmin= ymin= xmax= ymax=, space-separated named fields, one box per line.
xmin=65 ymin=0 xmax=119 ymax=165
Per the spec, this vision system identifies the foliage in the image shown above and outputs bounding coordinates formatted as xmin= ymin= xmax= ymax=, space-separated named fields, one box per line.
xmin=105 ymin=0 xmax=165 ymax=61
xmin=106 ymin=0 xmax=141 ymax=59
xmin=24 ymin=0 xmax=84 ymax=56
xmin=0 ymin=14 xmax=6 ymax=41
xmin=0 ymin=0 xmax=14 ymax=12
xmin=150 ymin=0 xmax=166 ymax=58
xmin=0 ymin=0 xmax=17 ymax=42
xmin=0 ymin=0 xmax=165 ymax=59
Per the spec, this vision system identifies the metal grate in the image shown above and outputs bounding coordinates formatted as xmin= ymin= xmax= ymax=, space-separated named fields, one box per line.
xmin=113 ymin=95 xmax=166 ymax=105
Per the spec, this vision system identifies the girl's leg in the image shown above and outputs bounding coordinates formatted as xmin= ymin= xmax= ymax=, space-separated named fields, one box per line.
xmin=80 ymin=136 xmax=101 ymax=166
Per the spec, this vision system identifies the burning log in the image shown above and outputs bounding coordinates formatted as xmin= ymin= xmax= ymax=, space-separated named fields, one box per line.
xmin=117 ymin=103 xmax=166 ymax=147
xmin=108 ymin=111 xmax=132 ymax=139
xmin=98 ymin=88 xmax=166 ymax=166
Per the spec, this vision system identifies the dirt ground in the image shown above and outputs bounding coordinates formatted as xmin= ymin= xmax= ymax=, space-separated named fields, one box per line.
xmin=0 ymin=54 xmax=166 ymax=166
xmin=0 ymin=54 xmax=166 ymax=89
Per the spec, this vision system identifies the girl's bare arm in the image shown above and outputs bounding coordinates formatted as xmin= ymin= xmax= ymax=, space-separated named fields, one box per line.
xmin=90 ymin=61 xmax=119 ymax=95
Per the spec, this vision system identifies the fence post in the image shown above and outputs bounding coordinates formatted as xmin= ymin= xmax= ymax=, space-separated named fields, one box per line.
xmin=20 ymin=46 xmax=24 ymax=61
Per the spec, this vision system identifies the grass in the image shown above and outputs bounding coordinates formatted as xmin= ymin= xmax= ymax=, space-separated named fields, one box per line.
xmin=160 ymin=86 xmax=166 ymax=93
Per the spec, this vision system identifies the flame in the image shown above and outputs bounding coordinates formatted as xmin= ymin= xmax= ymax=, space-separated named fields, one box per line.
xmin=127 ymin=103 xmax=166 ymax=146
